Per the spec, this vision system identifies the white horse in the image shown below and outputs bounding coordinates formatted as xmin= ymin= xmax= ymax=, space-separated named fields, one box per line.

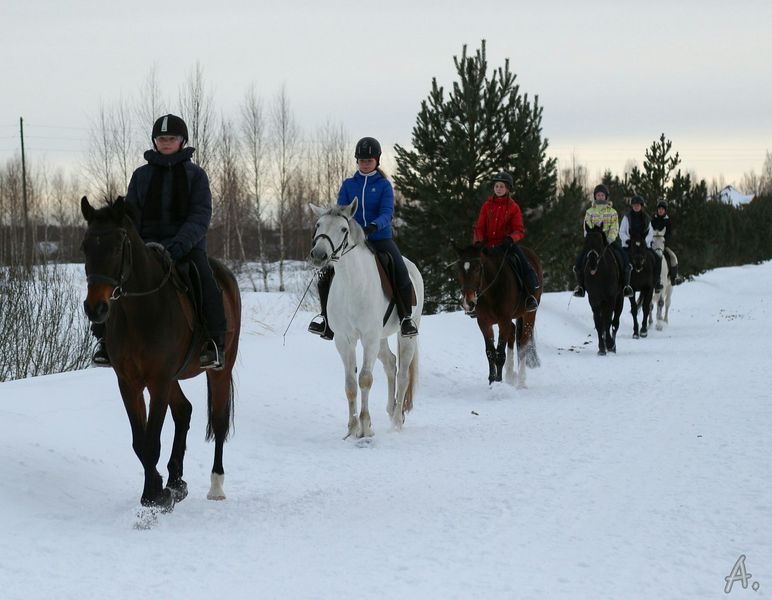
xmin=650 ymin=231 xmax=674 ymax=330
xmin=309 ymin=199 xmax=424 ymax=439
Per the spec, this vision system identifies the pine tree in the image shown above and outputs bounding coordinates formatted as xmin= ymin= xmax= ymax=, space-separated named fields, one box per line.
xmin=630 ymin=133 xmax=681 ymax=206
xmin=393 ymin=41 xmax=556 ymax=312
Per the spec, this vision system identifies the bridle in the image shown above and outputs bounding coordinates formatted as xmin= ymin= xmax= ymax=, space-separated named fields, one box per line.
xmin=459 ymin=251 xmax=508 ymax=301
xmin=584 ymin=231 xmax=611 ymax=275
xmin=83 ymin=226 xmax=172 ymax=299
xmin=311 ymin=215 xmax=358 ymax=265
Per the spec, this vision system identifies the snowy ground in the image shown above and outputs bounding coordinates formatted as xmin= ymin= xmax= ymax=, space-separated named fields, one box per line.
xmin=1 ymin=262 xmax=770 ymax=599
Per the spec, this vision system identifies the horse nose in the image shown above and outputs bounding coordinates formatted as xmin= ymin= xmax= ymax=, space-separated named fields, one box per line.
xmin=309 ymin=246 xmax=328 ymax=266
xmin=83 ymin=300 xmax=109 ymax=323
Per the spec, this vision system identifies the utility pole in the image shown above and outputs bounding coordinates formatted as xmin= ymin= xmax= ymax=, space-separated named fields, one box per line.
xmin=20 ymin=116 xmax=31 ymax=266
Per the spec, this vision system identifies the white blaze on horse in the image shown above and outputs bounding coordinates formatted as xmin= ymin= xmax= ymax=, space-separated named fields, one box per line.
xmin=650 ymin=230 xmax=674 ymax=330
xmin=308 ymin=199 xmax=424 ymax=439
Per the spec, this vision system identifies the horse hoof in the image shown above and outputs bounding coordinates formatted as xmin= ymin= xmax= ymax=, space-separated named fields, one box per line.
xmin=169 ymin=480 xmax=188 ymax=503
xmin=633 ymin=334 xmax=640 ymax=340
xmin=597 ymin=350 xmax=607 ymax=356
xmin=141 ymin=488 xmax=175 ymax=513
xmin=641 ymin=331 xmax=648 ymax=338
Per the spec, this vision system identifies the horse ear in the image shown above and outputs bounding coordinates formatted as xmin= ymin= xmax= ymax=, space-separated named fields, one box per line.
xmin=309 ymin=202 xmax=326 ymax=217
xmin=113 ymin=196 xmax=126 ymax=221
xmin=449 ymin=239 xmax=462 ymax=254
xmin=81 ymin=196 xmax=94 ymax=222
xmin=344 ymin=197 xmax=359 ymax=219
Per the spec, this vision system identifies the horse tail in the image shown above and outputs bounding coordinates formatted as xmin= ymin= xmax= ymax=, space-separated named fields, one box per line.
xmin=402 ymin=343 xmax=420 ymax=414
xmin=205 ymin=374 xmax=235 ymax=442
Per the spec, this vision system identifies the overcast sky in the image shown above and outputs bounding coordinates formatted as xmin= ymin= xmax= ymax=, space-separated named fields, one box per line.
xmin=2 ymin=0 xmax=770 ymax=187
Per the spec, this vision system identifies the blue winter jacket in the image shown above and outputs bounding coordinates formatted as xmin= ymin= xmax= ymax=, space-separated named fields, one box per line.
xmin=125 ymin=147 xmax=212 ymax=253
xmin=337 ymin=170 xmax=394 ymax=241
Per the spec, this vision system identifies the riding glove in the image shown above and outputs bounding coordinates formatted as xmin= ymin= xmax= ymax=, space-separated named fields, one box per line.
xmin=166 ymin=243 xmax=184 ymax=261
xmin=363 ymin=223 xmax=377 ymax=236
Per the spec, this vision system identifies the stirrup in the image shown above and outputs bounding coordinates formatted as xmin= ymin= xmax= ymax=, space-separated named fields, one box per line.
xmin=655 ymin=282 xmax=664 ymax=293
xmin=400 ymin=318 xmax=419 ymax=338
xmin=308 ymin=315 xmax=333 ymax=340
xmin=200 ymin=340 xmax=224 ymax=370
xmin=525 ymin=295 xmax=539 ymax=312
xmin=573 ymin=286 xmax=585 ymax=298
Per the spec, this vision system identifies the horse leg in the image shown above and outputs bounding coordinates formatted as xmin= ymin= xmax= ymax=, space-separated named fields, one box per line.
xmin=356 ymin=338 xmax=379 ymax=438
xmin=378 ymin=338 xmax=397 ymax=420
xmin=392 ymin=336 xmax=418 ymax=430
xmin=592 ymin=307 xmax=607 ymax=355
xmin=140 ymin=380 xmax=174 ymax=511
xmin=336 ymin=339 xmax=361 ymax=439
xmin=664 ymin=288 xmax=672 ymax=323
xmin=478 ymin=320 xmax=497 ymax=385
xmin=641 ymin=290 xmax=652 ymax=337
xmin=494 ymin=333 xmax=506 ymax=384
xmin=117 ymin=376 xmax=147 ymax=464
xmin=630 ymin=295 xmax=640 ymax=339
xmin=166 ymin=381 xmax=192 ymax=503
xmin=205 ymin=370 xmax=235 ymax=500
xmin=504 ymin=321 xmax=517 ymax=386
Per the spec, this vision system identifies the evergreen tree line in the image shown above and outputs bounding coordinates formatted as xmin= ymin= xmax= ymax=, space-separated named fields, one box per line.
xmin=393 ymin=43 xmax=772 ymax=313
xmin=2 ymin=46 xmax=771 ymax=309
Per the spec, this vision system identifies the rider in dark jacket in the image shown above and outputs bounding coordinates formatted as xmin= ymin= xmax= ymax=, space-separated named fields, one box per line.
xmin=91 ymin=114 xmax=227 ymax=369
xmin=651 ymin=199 xmax=680 ymax=283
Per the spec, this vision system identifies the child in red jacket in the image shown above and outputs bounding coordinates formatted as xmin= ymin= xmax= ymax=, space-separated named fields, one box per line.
xmin=474 ymin=171 xmax=539 ymax=312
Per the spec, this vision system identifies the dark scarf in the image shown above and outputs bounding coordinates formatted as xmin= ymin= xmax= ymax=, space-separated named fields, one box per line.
xmin=144 ymin=160 xmax=189 ymax=222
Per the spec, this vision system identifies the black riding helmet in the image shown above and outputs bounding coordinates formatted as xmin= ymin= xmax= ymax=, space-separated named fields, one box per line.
xmin=355 ymin=137 xmax=382 ymax=162
xmin=492 ymin=171 xmax=514 ymax=188
xmin=631 ymin=195 xmax=645 ymax=206
xmin=657 ymin=199 xmax=668 ymax=210
xmin=593 ymin=184 xmax=610 ymax=202
xmin=152 ymin=114 xmax=189 ymax=148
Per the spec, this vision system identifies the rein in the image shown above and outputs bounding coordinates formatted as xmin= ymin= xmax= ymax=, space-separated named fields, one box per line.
xmin=85 ymin=226 xmax=173 ymax=299
xmin=312 ymin=215 xmax=359 ymax=265
xmin=464 ymin=251 xmax=509 ymax=301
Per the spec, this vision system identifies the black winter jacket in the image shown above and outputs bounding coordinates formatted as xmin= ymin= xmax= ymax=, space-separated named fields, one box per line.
xmin=125 ymin=147 xmax=212 ymax=253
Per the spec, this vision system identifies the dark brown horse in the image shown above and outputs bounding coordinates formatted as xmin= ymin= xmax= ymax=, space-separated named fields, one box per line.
xmin=452 ymin=241 xmax=542 ymax=388
xmin=581 ymin=225 xmax=624 ymax=355
xmin=80 ymin=197 xmax=241 ymax=512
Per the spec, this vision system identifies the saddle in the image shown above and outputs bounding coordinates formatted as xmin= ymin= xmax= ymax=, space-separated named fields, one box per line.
xmin=373 ymin=251 xmax=416 ymax=327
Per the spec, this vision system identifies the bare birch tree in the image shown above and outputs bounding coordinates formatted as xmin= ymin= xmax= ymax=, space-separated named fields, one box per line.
xmin=179 ymin=61 xmax=216 ymax=173
xmin=83 ymin=103 xmax=119 ymax=201
xmin=312 ymin=120 xmax=349 ymax=205
xmin=240 ymin=83 xmax=270 ymax=291
xmin=269 ymin=83 xmax=301 ymax=292
xmin=135 ymin=62 xmax=167 ymax=146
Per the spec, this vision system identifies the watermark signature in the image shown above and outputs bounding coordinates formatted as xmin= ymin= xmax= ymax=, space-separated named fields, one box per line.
xmin=725 ymin=555 xmax=760 ymax=593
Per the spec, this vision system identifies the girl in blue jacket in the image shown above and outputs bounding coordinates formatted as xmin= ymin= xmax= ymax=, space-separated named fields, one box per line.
xmin=309 ymin=137 xmax=418 ymax=339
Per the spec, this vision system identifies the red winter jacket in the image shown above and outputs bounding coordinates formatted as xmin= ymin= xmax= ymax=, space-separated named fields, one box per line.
xmin=473 ymin=195 xmax=525 ymax=246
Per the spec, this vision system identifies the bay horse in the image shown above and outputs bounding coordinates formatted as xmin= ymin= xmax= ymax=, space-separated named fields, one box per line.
xmin=80 ymin=197 xmax=241 ymax=512
xmin=308 ymin=199 xmax=424 ymax=439
xmin=625 ymin=230 xmax=656 ymax=339
xmin=452 ymin=241 xmax=542 ymax=387
xmin=580 ymin=226 xmax=624 ymax=355
xmin=649 ymin=231 xmax=674 ymax=330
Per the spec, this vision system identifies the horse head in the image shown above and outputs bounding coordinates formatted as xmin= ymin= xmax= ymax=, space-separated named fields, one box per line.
xmin=627 ymin=230 xmax=649 ymax=271
xmin=80 ymin=196 xmax=132 ymax=324
xmin=451 ymin=240 xmax=485 ymax=315
xmin=583 ymin=225 xmax=608 ymax=274
xmin=308 ymin=197 xmax=365 ymax=268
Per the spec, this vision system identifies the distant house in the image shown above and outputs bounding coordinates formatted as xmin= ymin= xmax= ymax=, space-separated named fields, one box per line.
xmin=711 ymin=186 xmax=757 ymax=207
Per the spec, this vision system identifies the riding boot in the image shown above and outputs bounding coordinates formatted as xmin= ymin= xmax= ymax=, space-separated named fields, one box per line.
xmin=397 ymin=285 xmax=418 ymax=338
xmin=671 ymin=263 xmax=681 ymax=285
xmin=623 ymin=265 xmax=634 ymax=297
xmin=524 ymin=273 xmax=539 ymax=312
xmin=200 ymin=333 xmax=225 ymax=370
xmin=92 ymin=339 xmax=110 ymax=367
xmin=90 ymin=323 xmax=110 ymax=367
xmin=572 ymin=267 xmax=585 ymax=298
xmin=308 ymin=266 xmax=334 ymax=340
